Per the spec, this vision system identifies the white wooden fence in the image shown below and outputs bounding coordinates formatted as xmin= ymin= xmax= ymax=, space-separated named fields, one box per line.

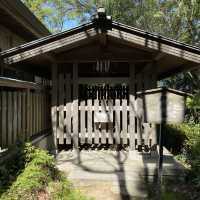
xmin=54 ymin=72 xmax=157 ymax=150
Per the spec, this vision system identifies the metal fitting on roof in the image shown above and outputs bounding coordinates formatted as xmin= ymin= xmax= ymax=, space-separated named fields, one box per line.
xmin=92 ymin=7 xmax=112 ymax=33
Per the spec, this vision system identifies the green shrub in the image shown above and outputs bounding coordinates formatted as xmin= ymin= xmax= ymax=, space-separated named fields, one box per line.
xmin=0 ymin=143 xmax=90 ymax=200
xmin=161 ymin=191 xmax=184 ymax=200
xmin=165 ymin=123 xmax=200 ymax=189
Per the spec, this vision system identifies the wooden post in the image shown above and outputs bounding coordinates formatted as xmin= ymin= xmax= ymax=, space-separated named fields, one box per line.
xmin=58 ymin=73 xmax=64 ymax=144
xmin=51 ymin=63 xmax=58 ymax=152
xmin=26 ymin=89 xmax=30 ymax=140
xmin=0 ymin=53 xmax=2 ymax=149
xmin=157 ymin=123 xmax=164 ymax=199
xmin=17 ymin=92 xmax=22 ymax=139
xmin=158 ymin=124 xmax=164 ymax=179
xmin=0 ymin=89 xmax=2 ymax=148
xmin=65 ymin=73 xmax=72 ymax=144
xmin=0 ymin=50 xmax=4 ymax=76
xmin=1 ymin=92 xmax=7 ymax=148
xmin=143 ymin=64 xmax=152 ymax=150
xmin=8 ymin=92 xmax=13 ymax=146
xmin=73 ymin=62 xmax=79 ymax=149
xmin=151 ymin=62 xmax=158 ymax=148
xmin=13 ymin=91 xmax=17 ymax=143
xmin=129 ymin=63 xmax=135 ymax=150
xmin=136 ymin=73 xmax=143 ymax=151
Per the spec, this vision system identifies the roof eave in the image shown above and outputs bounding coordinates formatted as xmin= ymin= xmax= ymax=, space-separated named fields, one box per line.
xmin=0 ymin=0 xmax=51 ymax=39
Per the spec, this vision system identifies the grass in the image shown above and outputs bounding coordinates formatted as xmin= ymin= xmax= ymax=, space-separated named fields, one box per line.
xmin=0 ymin=143 xmax=91 ymax=200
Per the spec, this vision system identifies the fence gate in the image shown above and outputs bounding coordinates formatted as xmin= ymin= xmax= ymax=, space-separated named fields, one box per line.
xmin=53 ymin=63 xmax=157 ymax=151
xmin=78 ymin=84 xmax=129 ymax=145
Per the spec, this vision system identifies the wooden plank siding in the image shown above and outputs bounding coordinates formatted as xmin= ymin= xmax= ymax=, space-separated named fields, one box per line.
xmin=0 ymin=85 xmax=50 ymax=150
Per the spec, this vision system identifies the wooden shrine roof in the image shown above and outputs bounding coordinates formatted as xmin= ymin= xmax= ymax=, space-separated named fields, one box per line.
xmin=0 ymin=10 xmax=200 ymax=79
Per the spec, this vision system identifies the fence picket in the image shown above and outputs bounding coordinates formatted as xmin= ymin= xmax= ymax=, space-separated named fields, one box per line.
xmin=101 ymin=99 xmax=107 ymax=144
xmin=80 ymin=100 xmax=86 ymax=144
xmin=122 ymin=99 xmax=127 ymax=145
xmin=94 ymin=99 xmax=99 ymax=144
xmin=87 ymin=99 xmax=92 ymax=144
xmin=108 ymin=100 xmax=113 ymax=144
xmin=115 ymin=99 xmax=120 ymax=144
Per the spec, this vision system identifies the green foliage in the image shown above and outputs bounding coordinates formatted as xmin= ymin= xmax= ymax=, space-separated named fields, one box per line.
xmin=162 ymin=124 xmax=187 ymax=155
xmin=0 ymin=143 xmax=90 ymax=200
xmin=21 ymin=0 xmax=200 ymax=45
xmin=186 ymin=93 xmax=200 ymax=123
xmin=22 ymin=0 xmax=76 ymax=32
xmin=186 ymin=94 xmax=200 ymax=110
xmin=22 ymin=0 xmax=200 ymax=98
xmin=180 ymin=124 xmax=200 ymax=186
xmin=165 ymin=123 xmax=200 ymax=190
xmin=48 ymin=180 xmax=91 ymax=200
xmin=160 ymin=191 xmax=184 ymax=200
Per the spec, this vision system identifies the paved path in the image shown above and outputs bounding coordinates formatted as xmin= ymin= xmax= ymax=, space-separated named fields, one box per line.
xmin=56 ymin=148 xmax=185 ymax=200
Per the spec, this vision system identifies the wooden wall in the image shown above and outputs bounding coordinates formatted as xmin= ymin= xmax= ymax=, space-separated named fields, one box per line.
xmin=0 ymin=80 xmax=51 ymax=149
xmin=0 ymin=25 xmax=25 ymax=51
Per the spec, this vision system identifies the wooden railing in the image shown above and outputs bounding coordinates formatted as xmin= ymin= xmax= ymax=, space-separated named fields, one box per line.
xmin=0 ymin=77 xmax=51 ymax=149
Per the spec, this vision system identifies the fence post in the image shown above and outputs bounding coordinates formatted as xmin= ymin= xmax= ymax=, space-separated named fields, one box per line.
xmin=0 ymin=49 xmax=4 ymax=76
xmin=26 ymin=89 xmax=30 ymax=140
xmin=51 ymin=63 xmax=58 ymax=153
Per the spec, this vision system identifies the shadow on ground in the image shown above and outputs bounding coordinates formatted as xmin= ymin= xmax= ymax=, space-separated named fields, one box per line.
xmin=56 ymin=145 xmax=185 ymax=200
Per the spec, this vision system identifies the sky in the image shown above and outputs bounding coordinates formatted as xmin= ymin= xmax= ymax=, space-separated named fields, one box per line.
xmin=64 ymin=19 xmax=79 ymax=30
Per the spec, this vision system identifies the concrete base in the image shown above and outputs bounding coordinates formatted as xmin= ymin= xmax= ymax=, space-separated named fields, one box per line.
xmin=56 ymin=148 xmax=185 ymax=200
xmin=32 ymin=132 xmax=55 ymax=151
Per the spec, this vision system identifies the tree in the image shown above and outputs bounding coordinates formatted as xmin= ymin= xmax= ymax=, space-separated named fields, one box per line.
xmin=22 ymin=0 xmax=76 ymax=32
xmin=22 ymin=0 xmax=200 ymax=44
xmin=22 ymin=0 xmax=200 ymax=94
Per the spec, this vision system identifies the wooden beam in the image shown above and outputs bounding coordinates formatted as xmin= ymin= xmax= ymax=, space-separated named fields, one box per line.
xmin=56 ymin=59 xmax=151 ymax=63
xmin=56 ymin=42 xmax=154 ymax=61
xmin=78 ymin=77 xmax=130 ymax=84
xmin=0 ymin=77 xmax=44 ymax=90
